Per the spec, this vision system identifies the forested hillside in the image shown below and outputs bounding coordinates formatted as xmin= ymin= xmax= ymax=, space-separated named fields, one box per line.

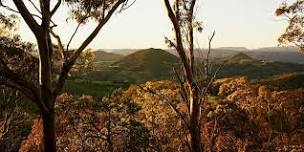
xmin=1 ymin=0 xmax=304 ymax=152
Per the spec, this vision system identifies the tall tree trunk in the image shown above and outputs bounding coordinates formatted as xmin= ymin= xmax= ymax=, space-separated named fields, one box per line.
xmin=189 ymin=88 xmax=202 ymax=152
xmin=190 ymin=124 xmax=202 ymax=152
xmin=42 ymin=108 xmax=56 ymax=152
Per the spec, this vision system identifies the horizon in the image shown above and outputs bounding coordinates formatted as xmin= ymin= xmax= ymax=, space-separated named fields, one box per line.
xmin=3 ymin=0 xmax=289 ymax=50
xmin=95 ymin=46 xmax=299 ymax=52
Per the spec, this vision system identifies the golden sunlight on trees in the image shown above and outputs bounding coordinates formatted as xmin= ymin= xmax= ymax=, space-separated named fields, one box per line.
xmin=126 ymin=81 xmax=189 ymax=151
xmin=13 ymin=79 xmax=304 ymax=151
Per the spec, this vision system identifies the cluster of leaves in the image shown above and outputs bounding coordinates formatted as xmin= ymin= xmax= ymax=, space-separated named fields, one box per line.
xmin=72 ymin=49 xmax=96 ymax=74
xmin=0 ymin=12 xmax=34 ymax=52
xmin=65 ymin=0 xmax=127 ymax=23
xmin=276 ymin=0 xmax=304 ymax=51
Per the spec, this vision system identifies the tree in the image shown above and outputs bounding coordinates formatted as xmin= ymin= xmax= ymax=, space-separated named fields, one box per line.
xmin=0 ymin=0 xmax=129 ymax=151
xmin=163 ymin=0 xmax=212 ymax=151
xmin=276 ymin=0 xmax=304 ymax=51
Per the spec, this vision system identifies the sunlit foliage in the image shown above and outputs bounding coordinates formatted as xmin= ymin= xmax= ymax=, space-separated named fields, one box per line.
xmin=276 ymin=0 xmax=304 ymax=52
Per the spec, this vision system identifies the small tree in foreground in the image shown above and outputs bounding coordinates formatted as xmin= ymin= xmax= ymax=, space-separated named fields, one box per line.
xmin=163 ymin=0 xmax=215 ymax=151
xmin=0 ymin=0 xmax=129 ymax=151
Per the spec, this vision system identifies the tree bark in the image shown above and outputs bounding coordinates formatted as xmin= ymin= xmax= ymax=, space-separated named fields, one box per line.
xmin=189 ymin=88 xmax=202 ymax=152
xmin=42 ymin=109 xmax=56 ymax=152
xmin=190 ymin=126 xmax=202 ymax=152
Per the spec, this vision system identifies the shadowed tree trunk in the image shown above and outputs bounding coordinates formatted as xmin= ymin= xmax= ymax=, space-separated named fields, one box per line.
xmin=42 ymin=108 xmax=56 ymax=152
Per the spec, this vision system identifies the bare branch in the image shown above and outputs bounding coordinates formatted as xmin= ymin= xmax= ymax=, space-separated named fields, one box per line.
xmin=66 ymin=15 xmax=89 ymax=52
xmin=51 ymin=0 xmax=61 ymax=17
xmin=188 ymin=0 xmax=197 ymax=73
xmin=28 ymin=0 xmax=41 ymax=14
xmin=50 ymin=30 xmax=65 ymax=59
xmin=119 ymin=0 xmax=136 ymax=12
xmin=0 ymin=112 xmax=13 ymax=141
xmin=205 ymin=31 xmax=216 ymax=79
xmin=12 ymin=0 xmax=41 ymax=36
xmin=173 ymin=67 xmax=189 ymax=105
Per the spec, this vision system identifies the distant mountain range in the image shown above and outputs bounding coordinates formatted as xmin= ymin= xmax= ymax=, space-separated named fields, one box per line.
xmin=89 ymin=48 xmax=179 ymax=83
xmin=217 ymin=52 xmax=304 ymax=79
xmin=87 ymin=48 xmax=304 ymax=83
xmin=101 ymin=47 xmax=304 ymax=64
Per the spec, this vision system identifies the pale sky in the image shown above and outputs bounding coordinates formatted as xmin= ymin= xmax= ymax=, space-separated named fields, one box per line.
xmin=4 ymin=0 xmax=288 ymax=50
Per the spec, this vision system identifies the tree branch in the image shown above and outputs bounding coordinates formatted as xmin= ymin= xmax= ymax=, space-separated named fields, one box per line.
xmin=173 ymin=67 xmax=189 ymax=105
xmin=50 ymin=30 xmax=65 ymax=59
xmin=0 ymin=77 xmax=48 ymax=112
xmin=164 ymin=0 xmax=193 ymax=82
xmin=205 ymin=31 xmax=215 ymax=79
xmin=12 ymin=0 xmax=41 ymax=36
xmin=51 ymin=0 xmax=61 ymax=17
xmin=28 ymin=0 xmax=42 ymax=14
xmin=54 ymin=0 xmax=126 ymax=96
xmin=66 ymin=15 xmax=89 ymax=52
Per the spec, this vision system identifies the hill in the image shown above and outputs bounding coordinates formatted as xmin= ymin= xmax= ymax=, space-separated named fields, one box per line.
xmin=87 ymin=49 xmax=304 ymax=83
xmin=99 ymin=47 xmax=304 ymax=64
xmin=259 ymin=72 xmax=304 ymax=90
xmin=225 ymin=52 xmax=256 ymax=63
xmin=92 ymin=50 xmax=124 ymax=69
xmin=103 ymin=49 xmax=139 ymax=56
xmin=67 ymin=50 xmax=304 ymax=97
xmin=167 ymin=47 xmax=304 ymax=64
xmin=93 ymin=50 xmax=124 ymax=62
xmin=247 ymin=47 xmax=304 ymax=64
xmin=88 ymin=48 xmax=180 ymax=83
xmin=217 ymin=53 xmax=304 ymax=79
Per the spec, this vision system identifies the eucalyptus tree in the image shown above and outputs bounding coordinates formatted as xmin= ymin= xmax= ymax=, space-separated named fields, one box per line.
xmin=0 ymin=0 xmax=130 ymax=151
xmin=163 ymin=0 xmax=211 ymax=151
xmin=276 ymin=0 xmax=304 ymax=51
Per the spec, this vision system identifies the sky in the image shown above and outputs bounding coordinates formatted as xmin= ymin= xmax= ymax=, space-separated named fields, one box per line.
xmin=4 ymin=0 xmax=289 ymax=50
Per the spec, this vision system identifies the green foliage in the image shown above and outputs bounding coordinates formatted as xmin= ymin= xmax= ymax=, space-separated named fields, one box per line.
xmin=65 ymin=0 xmax=129 ymax=24
xmin=63 ymin=78 xmax=127 ymax=100
xmin=217 ymin=59 xmax=304 ymax=79
xmin=259 ymin=72 xmax=304 ymax=90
